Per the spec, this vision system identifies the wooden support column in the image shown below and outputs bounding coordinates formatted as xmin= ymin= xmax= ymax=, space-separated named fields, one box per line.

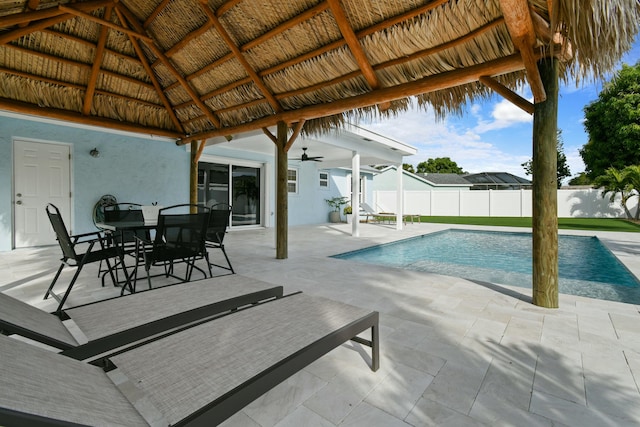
xmin=275 ymin=121 xmax=288 ymax=259
xmin=532 ymin=57 xmax=559 ymax=308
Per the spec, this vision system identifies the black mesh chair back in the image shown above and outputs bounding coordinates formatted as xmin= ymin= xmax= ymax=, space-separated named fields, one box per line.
xmin=207 ymin=203 xmax=232 ymax=244
xmin=205 ymin=203 xmax=234 ymax=273
xmin=137 ymin=204 xmax=211 ymax=289
xmin=46 ymin=204 xmax=76 ymax=261
xmin=104 ymin=203 xmax=147 ymax=244
xmin=44 ymin=204 xmax=130 ymax=314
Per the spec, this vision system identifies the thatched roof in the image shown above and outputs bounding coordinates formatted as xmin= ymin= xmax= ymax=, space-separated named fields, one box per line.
xmin=0 ymin=0 xmax=638 ymax=143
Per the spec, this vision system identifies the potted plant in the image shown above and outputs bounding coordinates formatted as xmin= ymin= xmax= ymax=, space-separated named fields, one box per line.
xmin=343 ymin=205 xmax=352 ymax=224
xmin=325 ymin=196 xmax=349 ymax=223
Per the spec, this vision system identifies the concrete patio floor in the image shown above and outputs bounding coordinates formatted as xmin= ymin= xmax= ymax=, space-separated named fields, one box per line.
xmin=3 ymin=222 xmax=640 ymax=426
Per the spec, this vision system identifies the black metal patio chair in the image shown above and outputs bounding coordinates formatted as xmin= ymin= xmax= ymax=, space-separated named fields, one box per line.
xmin=205 ymin=203 xmax=235 ymax=274
xmin=100 ymin=202 xmax=148 ymax=286
xmin=134 ymin=204 xmax=211 ymax=290
xmin=43 ymin=203 xmax=131 ymax=313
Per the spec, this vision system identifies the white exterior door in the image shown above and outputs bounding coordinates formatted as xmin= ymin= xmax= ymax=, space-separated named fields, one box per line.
xmin=13 ymin=140 xmax=71 ymax=248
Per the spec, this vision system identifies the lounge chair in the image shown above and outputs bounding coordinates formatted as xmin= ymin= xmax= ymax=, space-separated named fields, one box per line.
xmin=1 ymin=275 xmax=283 ymax=360
xmin=361 ymin=202 xmax=397 ymax=223
xmin=0 ymin=292 xmax=379 ymax=426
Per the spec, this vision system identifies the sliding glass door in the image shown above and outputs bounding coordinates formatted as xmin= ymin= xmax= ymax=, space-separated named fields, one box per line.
xmin=198 ymin=161 xmax=262 ymax=227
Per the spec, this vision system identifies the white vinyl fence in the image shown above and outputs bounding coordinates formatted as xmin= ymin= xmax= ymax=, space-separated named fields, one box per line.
xmin=373 ymin=189 xmax=639 ymax=218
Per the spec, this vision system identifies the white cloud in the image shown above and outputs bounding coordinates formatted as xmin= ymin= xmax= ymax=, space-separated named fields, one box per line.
xmin=473 ymin=98 xmax=533 ymax=133
xmin=364 ymin=106 xmax=531 ymax=177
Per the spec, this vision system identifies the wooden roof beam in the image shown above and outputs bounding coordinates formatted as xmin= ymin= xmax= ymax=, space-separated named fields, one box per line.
xmin=498 ymin=0 xmax=546 ymax=102
xmin=83 ymin=6 xmax=112 ymax=116
xmin=0 ymin=14 xmax=72 ymax=45
xmin=0 ymin=66 xmax=163 ymax=109
xmin=326 ymin=0 xmax=390 ymax=110
xmin=19 ymin=0 xmax=42 ymax=27
xmin=58 ymin=4 xmax=153 ymax=43
xmin=179 ymin=53 xmax=528 ymax=144
xmin=144 ymin=0 xmax=171 ymax=28
xmin=182 ymin=20 xmax=502 ymax=123
xmin=261 ymin=120 xmax=305 ymax=153
xmin=531 ymin=11 xmax=573 ymax=62
xmin=199 ymin=0 xmax=284 ymax=114
xmin=0 ymin=0 xmax=113 ymax=28
xmin=117 ymin=2 xmax=222 ymax=129
xmin=0 ymin=98 xmax=182 ymax=138
xmin=479 ymin=76 xmax=534 ymax=114
xmin=113 ymin=7 xmax=184 ymax=132
xmin=4 ymin=44 xmax=155 ymax=91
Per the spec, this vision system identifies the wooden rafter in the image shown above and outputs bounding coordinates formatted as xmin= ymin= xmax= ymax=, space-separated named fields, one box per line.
xmin=284 ymin=121 xmax=305 ymax=152
xmin=261 ymin=0 xmax=450 ymax=76
xmin=19 ymin=0 xmax=42 ymax=27
xmin=116 ymin=2 xmax=223 ymax=129
xmin=177 ymin=0 xmax=492 ymax=119
xmin=144 ymin=0 xmax=171 ymax=28
xmin=58 ymin=4 xmax=153 ymax=43
xmin=241 ymin=2 xmax=329 ymax=53
xmin=0 ymin=0 xmax=113 ymax=28
xmin=165 ymin=22 xmax=214 ymax=58
xmin=216 ymin=0 xmax=244 ymax=17
xmin=113 ymin=7 xmax=184 ymax=132
xmin=83 ymin=6 xmax=112 ymax=116
xmin=261 ymin=120 xmax=304 ymax=152
xmin=479 ymin=76 xmax=534 ymax=114
xmin=0 ymin=97 xmax=181 ymax=138
xmin=4 ymin=44 xmax=155 ymax=91
xmin=182 ymin=19 xmax=504 ymax=126
xmin=498 ymin=0 xmax=546 ymax=102
xmin=0 ymin=66 xmax=163 ymax=109
xmin=0 ymin=14 xmax=72 ymax=45
xmin=327 ymin=0 xmax=379 ymax=91
xmin=198 ymin=0 xmax=284 ymax=114
xmin=179 ymin=53 xmax=528 ymax=144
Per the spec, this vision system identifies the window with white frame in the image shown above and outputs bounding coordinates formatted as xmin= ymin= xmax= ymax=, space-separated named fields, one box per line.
xmin=319 ymin=171 xmax=329 ymax=189
xmin=287 ymin=168 xmax=298 ymax=193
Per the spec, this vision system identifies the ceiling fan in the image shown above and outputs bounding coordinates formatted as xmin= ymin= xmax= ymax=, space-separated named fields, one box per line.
xmin=295 ymin=147 xmax=324 ymax=162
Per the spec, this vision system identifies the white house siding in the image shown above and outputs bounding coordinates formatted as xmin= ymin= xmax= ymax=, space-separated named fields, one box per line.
xmin=375 ymin=189 xmax=638 ymax=218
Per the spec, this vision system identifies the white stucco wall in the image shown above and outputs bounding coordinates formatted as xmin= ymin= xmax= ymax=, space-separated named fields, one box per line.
xmin=0 ymin=114 xmax=190 ymax=251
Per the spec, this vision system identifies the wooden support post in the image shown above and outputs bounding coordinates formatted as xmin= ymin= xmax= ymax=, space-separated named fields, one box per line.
xmin=276 ymin=121 xmax=288 ymax=259
xmin=190 ymin=141 xmax=198 ymax=211
xmin=532 ymin=57 xmax=559 ymax=308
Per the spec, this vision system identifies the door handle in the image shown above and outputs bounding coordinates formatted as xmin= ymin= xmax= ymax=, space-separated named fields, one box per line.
xmin=16 ymin=193 xmax=22 ymax=197
xmin=16 ymin=200 xmax=22 ymax=205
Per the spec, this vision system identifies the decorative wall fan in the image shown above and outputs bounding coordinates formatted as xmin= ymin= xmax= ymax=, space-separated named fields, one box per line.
xmin=295 ymin=147 xmax=323 ymax=162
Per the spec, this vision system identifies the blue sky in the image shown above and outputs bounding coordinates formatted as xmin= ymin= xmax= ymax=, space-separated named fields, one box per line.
xmin=366 ymin=37 xmax=640 ymax=182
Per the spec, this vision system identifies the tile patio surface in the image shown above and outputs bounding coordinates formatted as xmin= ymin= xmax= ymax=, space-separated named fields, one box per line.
xmin=3 ymin=222 xmax=640 ymax=426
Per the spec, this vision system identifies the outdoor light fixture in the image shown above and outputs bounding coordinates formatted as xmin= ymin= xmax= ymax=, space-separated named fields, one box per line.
xmin=89 ymin=148 xmax=100 ymax=158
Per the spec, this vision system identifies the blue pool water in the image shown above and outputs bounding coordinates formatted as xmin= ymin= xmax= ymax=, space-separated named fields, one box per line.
xmin=332 ymin=229 xmax=640 ymax=304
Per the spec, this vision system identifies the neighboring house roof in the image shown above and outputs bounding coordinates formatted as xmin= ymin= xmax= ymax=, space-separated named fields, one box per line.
xmin=418 ymin=173 xmax=473 ymax=186
xmin=463 ymin=172 xmax=532 ymax=189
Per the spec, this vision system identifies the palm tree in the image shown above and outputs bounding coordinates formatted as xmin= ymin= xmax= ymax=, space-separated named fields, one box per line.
xmin=622 ymin=165 xmax=640 ymax=219
xmin=593 ymin=167 xmax=638 ymax=219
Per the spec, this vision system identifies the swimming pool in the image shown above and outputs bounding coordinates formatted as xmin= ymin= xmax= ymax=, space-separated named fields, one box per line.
xmin=332 ymin=229 xmax=640 ymax=304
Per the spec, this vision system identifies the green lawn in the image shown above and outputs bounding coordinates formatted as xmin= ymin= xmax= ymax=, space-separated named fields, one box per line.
xmin=418 ymin=216 xmax=640 ymax=232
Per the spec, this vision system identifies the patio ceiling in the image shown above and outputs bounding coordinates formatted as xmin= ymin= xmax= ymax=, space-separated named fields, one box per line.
xmin=0 ymin=0 xmax=638 ymax=144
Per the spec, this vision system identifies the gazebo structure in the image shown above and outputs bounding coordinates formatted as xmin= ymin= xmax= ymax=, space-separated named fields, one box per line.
xmin=0 ymin=0 xmax=638 ymax=308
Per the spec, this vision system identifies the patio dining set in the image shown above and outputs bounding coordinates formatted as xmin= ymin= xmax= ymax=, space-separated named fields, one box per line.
xmin=43 ymin=201 xmax=235 ymax=314
xmin=0 ymin=202 xmax=380 ymax=426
